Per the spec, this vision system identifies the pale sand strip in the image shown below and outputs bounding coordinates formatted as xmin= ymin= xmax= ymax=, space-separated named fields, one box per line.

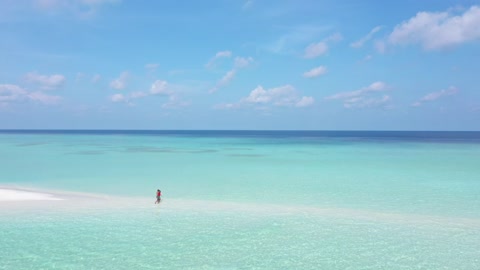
xmin=0 ymin=188 xmax=63 ymax=201
xmin=1 ymin=186 xmax=479 ymax=228
xmin=0 ymin=186 xmax=109 ymax=202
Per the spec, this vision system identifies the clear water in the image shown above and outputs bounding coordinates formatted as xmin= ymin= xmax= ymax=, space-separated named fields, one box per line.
xmin=1 ymin=131 xmax=480 ymax=269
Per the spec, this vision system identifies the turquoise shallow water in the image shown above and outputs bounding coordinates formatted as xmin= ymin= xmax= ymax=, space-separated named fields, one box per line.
xmin=2 ymin=204 xmax=480 ymax=270
xmin=1 ymin=131 xmax=480 ymax=269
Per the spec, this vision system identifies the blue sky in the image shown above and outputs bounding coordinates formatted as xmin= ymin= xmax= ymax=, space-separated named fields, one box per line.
xmin=0 ymin=0 xmax=479 ymax=130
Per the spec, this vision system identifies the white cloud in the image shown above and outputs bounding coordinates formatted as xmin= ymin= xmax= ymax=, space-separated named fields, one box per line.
xmin=0 ymin=84 xmax=61 ymax=106
xmin=351 ymin=26 xmax=383 ymax=48
xmin=217 ymin=85 xmax=314 ymax=109
xmin=209 ymin=70 xmax=236 ymax=94
xmin=325 ymin=33 xmax=343 ymax=43
xmin=326 ymin=81 xmax=386 ymax=100
xmin=412 ymin=86 xmax=459 ymax=107
xmin=388 ymin=6 xmax=480 ymax=50
xmin=304 ymin=42 xmax=328 ymax=58
xmin=234 ymin=56 xmax=253 ymax=68
xmin=296 ymin=96 xmax=315 ymax=107
xmin=0 ymin=84 xmax=28 ymax=102
xmin=215 ymin=51 xmax=232 ymax=58
xmin=374 ymin=40 xmax=386 ymax=53
xmin=243 ymin=86 xmax=275 ymax=104
xmin=110 ymin=79 xmax=189 ymax=109
xmin=27 ymin=91 xmax=62 ymax=104
xmin=420 ymin=87 xmax=459 ymax=101
xmin=220 ymin=70 xmax=236 ymax=84
xmin=110 ymin=93 xmax=126 ymax=103
xmin=162 ymin=95 xmax=190 ymax=109
xmin=325 ymin=81 xmax=391 ymax=109
xmin=266 ymin=25 xmax=331 ymax=54
xmin=25 ymin=72 xmax=66 ymax=90
xmin=303 ymin=66 xmax=327 ymax=78
xmin=304 ymin=33 xmax=342 ymax=58
xmin=326 ymin=82 xmax=386 ymax=99
xmin=344 ymin=95 xmax=391 ymax=109
xmin=150 ymin=80 xmax=170 ymax=95
xmin=205 ymin=50 xmax=232 ymax=68
xmin=209 ymin=56 xmax=254 ymax=93
xmin=109 ymin=71 xmax=128 ymax=90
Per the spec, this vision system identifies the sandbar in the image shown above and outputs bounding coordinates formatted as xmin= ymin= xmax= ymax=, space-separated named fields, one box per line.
xmin=0 ymin=188 xmax=63 ymax=201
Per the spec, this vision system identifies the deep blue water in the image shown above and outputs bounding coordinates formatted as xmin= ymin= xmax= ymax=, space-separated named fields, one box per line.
xmin=1 ymin=130 xmax=480 ymax=142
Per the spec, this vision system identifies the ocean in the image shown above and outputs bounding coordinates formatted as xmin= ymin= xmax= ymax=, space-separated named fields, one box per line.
xmin=1 ymin=130 xmax=480 ymax=269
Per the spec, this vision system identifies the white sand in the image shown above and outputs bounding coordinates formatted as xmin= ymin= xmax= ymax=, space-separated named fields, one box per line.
xmin=0 ymin=188 xmax=63 ymax=201
xmin=1 ymin=187 xmax=479 ymax=228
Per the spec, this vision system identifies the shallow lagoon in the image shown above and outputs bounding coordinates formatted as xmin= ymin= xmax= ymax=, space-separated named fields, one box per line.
xmin=1 ymin=131 xmax=480 ymax=269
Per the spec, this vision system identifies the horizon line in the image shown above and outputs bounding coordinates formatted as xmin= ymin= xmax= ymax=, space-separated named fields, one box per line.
xmin=0 ymin=129 xmax=479 ymax=132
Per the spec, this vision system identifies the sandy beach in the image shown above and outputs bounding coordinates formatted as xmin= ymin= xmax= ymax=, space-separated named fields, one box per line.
xmin=0 ymin=187 xmax=64 ymax=201
xmin=0 ymin=186 xmax=115 ymax=210
xmin=2 ymin=186 xmax=480 ymax=229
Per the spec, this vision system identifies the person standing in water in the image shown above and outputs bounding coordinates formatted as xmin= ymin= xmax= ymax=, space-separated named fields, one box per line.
xmin=155 ymin=189 xmax=162 ymax=204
